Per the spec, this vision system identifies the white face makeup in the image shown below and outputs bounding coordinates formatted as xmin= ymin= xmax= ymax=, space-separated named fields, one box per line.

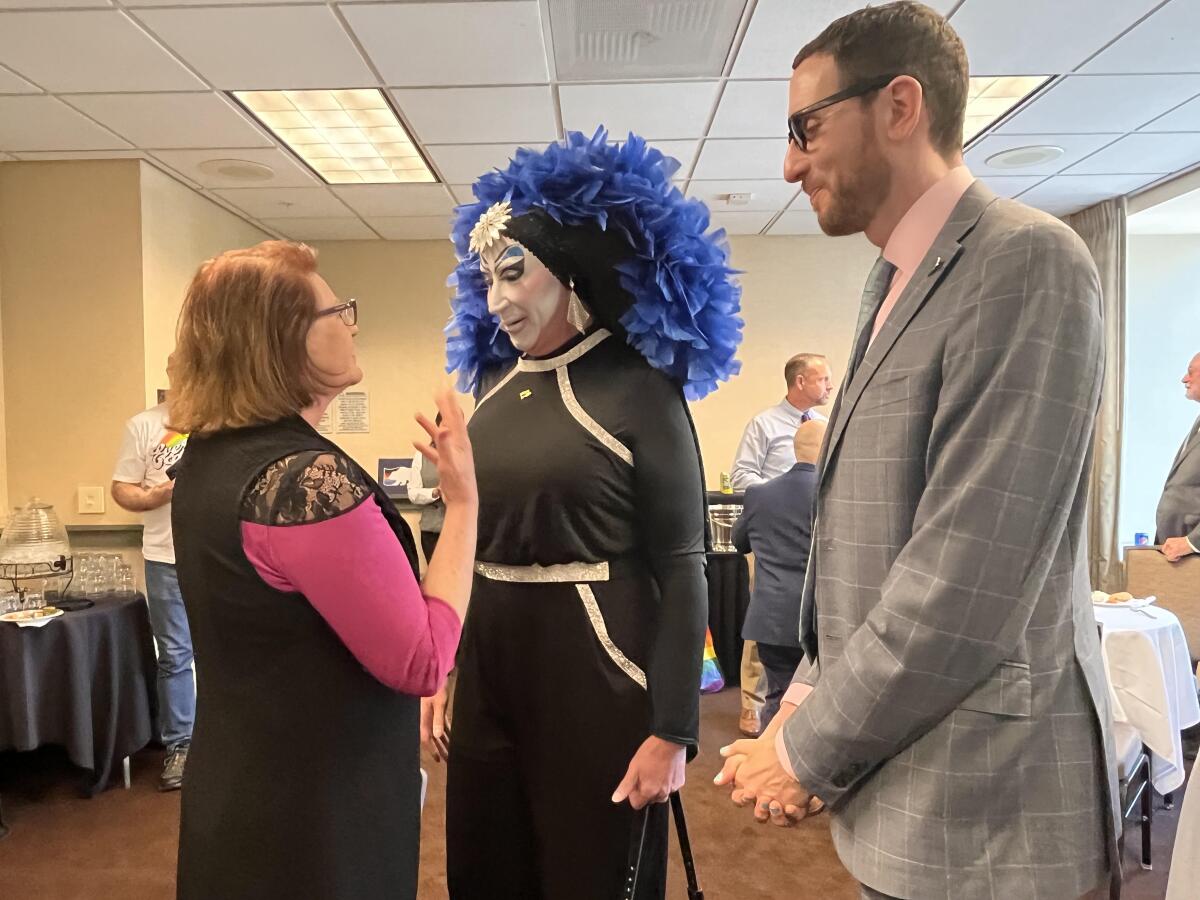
xmin=479 ymin=238 xmax=574 ymax=356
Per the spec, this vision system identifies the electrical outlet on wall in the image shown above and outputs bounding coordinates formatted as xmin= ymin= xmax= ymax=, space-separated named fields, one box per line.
xmin=78 ymin=486 xmax=105 ymax=515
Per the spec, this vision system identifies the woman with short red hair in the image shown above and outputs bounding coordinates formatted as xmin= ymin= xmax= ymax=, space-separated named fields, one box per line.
xmin=169 ymin=240 xmax=476 ymax=900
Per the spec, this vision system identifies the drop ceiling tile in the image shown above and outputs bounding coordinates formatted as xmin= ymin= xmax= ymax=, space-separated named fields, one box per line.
xmin=952 ymin=0 xmax=1162 ymax=75
xmin=64 ymin=92 xmax=272 ymax=149
xmin=732 ymin=0 xmax=956 ymax=78
xmin=1141 ymin=95 xmax=1200 ymax=133
xmin=214 ymin=186 xmax=353 ymax=219
xmin=687 ymin=179 xmax=800 ymax=212
xmin=344 ymin=1 xmax=548 ymax=87
xmin=0 ymin=0 xmax=112 ymax=6
xmin=978 ymin=175 xmax=1047 ymax=198
xmin=448 ymin=184 xmax=476 ymax=204
xmin=127 ymin=0 xmax=305 ymax=5
xmin=692 ymin=139 xmax=785 ymax=180
xmin=425 ymin=143 xmax=526 ymax=183
xmin=1080 ymin=0 xmax=1200 ymax=74
xmin=708 ymin=210 xmax=774 ymax=235
xmin=151 ymin=147 xmax=317 ymax=188
xmin=332 ymin=184 xmax=455 ymax=218
xmin=1017 ymin=173 xmax=1159 ymax=216
xmin=0 ymin=95 xmax=130 ymax=152
xmin=1064 ymin=132 xmax=1200 ymax=175
xmin=0 ymin=10 xmax=205 ymax=92
xmin=12 ymin=149 xmax=146 ymax=160
xmin=0 ymin=65 xmax=39 ymax=94
xmin=392 ymin=86 xmax=557 ymax=145
xmin=366 ymin=216 xmax=453 ymax=241
xmin=997 ymin=75 xmax=1200 ymax=135
xmin=549 ymin=0 xmax=744 ymax=81
xmin=768 ymin=210 xmax=822 ymax=235
xmin=559 ymin=82 xmax=720 ymax=140
xmin=258 ymin=217 xmax=377 ymax=241
xmin=645 ymin=139 xmax=700 ymax=175
xmin=709 ymin=80 xmax=789 ymax=139
xmin=965 ymin=133 xmax=1120 ymax=176
xmin=136 ymin=5 xmax=374 ymax=90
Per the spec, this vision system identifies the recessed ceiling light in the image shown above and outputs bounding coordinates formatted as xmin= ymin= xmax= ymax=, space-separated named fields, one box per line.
xmin=231 ymin=88 xmax=437 ymax=186
xmin=196 ymin=158 xmax=275 ymax=182
xmin=964 ymin=75 xmax=1051 ymax=145
xmin=985 ymin=145 xmax=1065 ymax=169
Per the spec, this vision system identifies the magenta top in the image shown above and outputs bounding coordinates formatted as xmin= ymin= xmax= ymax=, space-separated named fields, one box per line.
xmin=241 ymin=496 xmax=460 ymax=697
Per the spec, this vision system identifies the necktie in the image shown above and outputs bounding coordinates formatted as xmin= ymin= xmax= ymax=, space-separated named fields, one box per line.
xmin=846 ymin=256 xmax=896 ymax=385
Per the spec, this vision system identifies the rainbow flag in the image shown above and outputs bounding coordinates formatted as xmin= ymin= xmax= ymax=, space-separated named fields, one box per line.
xmin=699 ymin=628 xmax=724 ymax=693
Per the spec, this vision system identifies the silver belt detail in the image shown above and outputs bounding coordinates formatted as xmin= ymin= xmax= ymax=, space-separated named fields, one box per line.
xmin=473 ymin=560 xmax=610 ymax=583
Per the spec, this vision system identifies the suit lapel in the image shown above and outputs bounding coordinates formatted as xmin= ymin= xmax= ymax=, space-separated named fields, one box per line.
xmin=819 ymin=181 xmax=996 ymax=491
xmin=1168 ymin=414 xmax=1200 ymax=478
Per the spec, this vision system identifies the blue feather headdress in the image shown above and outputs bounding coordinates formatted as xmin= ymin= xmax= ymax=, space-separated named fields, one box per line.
xmin=446 ymin=128 xmax=743 ymax=400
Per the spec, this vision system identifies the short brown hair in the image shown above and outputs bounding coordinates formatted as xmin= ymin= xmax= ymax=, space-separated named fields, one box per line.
xmin=785 ymin=353 xmax=826 ymax=388
xmin=793 ymin=1 xmax=968 ymax=156
xmin=171 ymin=241 xmax=322 ymax=433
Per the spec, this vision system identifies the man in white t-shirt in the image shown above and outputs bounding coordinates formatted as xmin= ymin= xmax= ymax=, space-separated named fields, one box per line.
xmin=111 ymin=400 xmax=192 ymax=791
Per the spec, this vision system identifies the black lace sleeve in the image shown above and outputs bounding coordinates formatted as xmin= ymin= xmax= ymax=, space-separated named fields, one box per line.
xmin=240 ymin=451 xmax=371 ymax=526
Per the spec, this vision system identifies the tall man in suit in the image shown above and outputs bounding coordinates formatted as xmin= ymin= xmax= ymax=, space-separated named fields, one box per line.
xmin=733 ymin=419 xmax=824 ymax=726
xmin=1157 ymin=352 xmax=1200 ymax=563
xmin=715 ymin=4 xmax=1119 ymax=898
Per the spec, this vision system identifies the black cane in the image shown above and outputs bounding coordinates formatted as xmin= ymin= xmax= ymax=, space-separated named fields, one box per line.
xmin=623 ymin=805 xmax=650 ymax=899
xmin=669 ymin=792 xmax=704 ymax=900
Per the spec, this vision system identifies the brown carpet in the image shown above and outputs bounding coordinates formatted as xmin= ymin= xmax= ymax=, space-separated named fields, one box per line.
xmin=0 ymin=689 xmax=1184 ymax=899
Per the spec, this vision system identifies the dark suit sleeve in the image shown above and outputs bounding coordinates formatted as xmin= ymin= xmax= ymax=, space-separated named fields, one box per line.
xmin=732 ymin=491 xmax=753 ymax=554
xmin=781 ymin=221 xmax=1104 ymax=804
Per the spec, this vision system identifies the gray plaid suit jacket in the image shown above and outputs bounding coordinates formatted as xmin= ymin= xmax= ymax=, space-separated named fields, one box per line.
xmin=780 ymin=181 xmax=1121 ymax=899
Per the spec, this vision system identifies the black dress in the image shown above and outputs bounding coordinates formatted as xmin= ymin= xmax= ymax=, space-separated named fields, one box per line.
xmin=171 ymin=415 xmax=423 ymax=900
xmin=446 ymin=328 xmax=708 ymax=899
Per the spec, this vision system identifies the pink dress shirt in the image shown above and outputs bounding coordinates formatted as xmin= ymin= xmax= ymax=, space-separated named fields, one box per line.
xmin=242 ymin=497 xmax=461 ymax=697
xmin=775 ymin=165 xmax=976 ymax=778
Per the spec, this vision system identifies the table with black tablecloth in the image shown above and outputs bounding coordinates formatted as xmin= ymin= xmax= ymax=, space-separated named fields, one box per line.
xmin=705 ymin=551 xmax=751 ymax=687
xmin=0 ymin=594 xmax=157 ymax=796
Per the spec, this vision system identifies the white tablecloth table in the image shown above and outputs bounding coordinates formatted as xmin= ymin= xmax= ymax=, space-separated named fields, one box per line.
xmin=1095 ymin=604 xmax=1199 ymax=793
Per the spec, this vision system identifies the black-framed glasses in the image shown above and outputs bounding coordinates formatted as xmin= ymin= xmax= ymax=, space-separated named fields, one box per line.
xmin=787 ymin=73 xmax=901 ymax=151
xmin=316 ymin=298 xmax=357 ymax=327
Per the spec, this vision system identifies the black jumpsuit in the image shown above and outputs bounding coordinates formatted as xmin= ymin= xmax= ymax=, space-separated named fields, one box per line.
xmin=446 ymin=328 xmax=708 ymax=899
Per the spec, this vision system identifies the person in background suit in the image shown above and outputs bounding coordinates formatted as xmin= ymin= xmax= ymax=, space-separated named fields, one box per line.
xmin=1157 ymin=352 xmax=1200 ymax=563
xmin=733 ymin=419 xmax=824 ymax=726
xmin=715 ymin=5 xmax=1119 ymax=899
xmin=731 ymin=352 xmax=833 ymax=737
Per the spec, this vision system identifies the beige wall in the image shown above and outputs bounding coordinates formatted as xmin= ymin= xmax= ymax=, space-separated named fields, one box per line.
xmin=0 ymin=248 xmax=8 ymax=517
xmin=0 ymin=160 xmax=145 ymax=526
xmin=139 ymin=163 xmax=269 ymax=406
xmin=311 ymin=232 xmax=877 ymax=489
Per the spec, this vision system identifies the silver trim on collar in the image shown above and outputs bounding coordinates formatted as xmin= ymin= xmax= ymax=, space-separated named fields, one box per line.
xmin=516 ymin=329 xmax=611 ymax=372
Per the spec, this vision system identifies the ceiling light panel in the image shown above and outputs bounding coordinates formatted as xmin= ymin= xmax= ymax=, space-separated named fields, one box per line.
xmin=964 ymin=76 xmax=1050 ymax=145
xmin=233 ymin=89 xmax=437 ymax=186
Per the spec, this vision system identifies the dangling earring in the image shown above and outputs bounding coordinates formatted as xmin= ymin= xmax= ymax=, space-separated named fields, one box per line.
xmin=566 ymin=279 xmax=593 ymax=334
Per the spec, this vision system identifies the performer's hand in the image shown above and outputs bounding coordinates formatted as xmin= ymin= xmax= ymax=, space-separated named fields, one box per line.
xmin=420 ymin=686 xmax=450 ymax=763
xmin=1161 ymin=536 xmax=1196 ymax=563
xmin=414 ymin=386 xmax=476 ymax=507
xmin=612 ymin=736 xmax=686 ymax=809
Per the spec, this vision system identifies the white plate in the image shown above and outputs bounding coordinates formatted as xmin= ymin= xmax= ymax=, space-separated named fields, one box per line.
xmin=1091 ymin=592 xmax=1157 ymax=609
xmin=0 ymin=606 xmax=64 ymax=627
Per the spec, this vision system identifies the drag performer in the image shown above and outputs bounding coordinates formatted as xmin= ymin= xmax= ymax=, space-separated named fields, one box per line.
xmin=429 ymin=129 xmax=742 ymax=899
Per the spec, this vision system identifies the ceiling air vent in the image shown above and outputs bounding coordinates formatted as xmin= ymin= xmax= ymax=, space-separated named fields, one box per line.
xmin=549 ymin=0 xmax=748 ymax=81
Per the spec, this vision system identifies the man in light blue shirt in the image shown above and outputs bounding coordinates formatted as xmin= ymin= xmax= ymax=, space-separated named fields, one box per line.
xmin=731 ymin=353 xmax=833 ymax=490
